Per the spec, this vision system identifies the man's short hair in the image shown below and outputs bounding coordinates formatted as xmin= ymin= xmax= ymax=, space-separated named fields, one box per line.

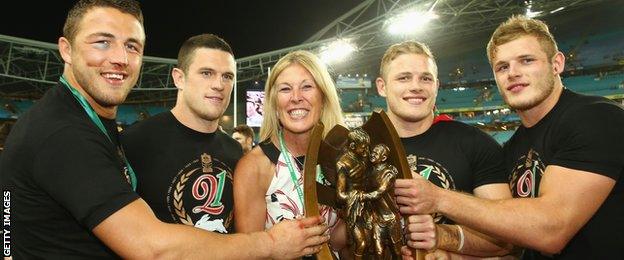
xmin=233 ymin=124 xmax=254 ymax=140
xmin=63 ymin=0 xmax=143 ymax=42
xmin=487 ymin=15 xmax=559 ymax=64
xmin=177 ymin=34 xmax=234 ymax=73
xmin=379 ymin=40 xmax=437 ymax=79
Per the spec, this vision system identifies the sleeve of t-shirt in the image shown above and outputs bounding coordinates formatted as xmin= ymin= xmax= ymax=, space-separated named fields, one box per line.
xmin=33 ymin=125 xmax=140 ymax=230
xmin=465 ymin=126 xmax=508 ymax=188
xmin=551 ymin=101 xmax=624 ymax=180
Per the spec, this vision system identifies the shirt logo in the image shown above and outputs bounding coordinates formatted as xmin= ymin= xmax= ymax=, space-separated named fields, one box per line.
xmin=509 ymin=149 xmax=545 ymax=198
xmin=168 ymin=153 xmax=233 ymax=233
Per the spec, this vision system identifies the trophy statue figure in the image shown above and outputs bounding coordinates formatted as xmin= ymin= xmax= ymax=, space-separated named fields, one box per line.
xmin=367 ymin=144 xmax=403 ymax=258
xmin=303 ymin=110 xmax=425 ymax=260
xmin=336 ymin=128 xmax=372 ymax=259
xmin=336 ymin=131 xmax=403 ymax=259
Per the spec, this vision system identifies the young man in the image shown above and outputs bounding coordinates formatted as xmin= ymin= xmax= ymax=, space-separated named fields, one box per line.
xmin=375 ymin=41 xmax=514 ymax=258
xmin=232 ymin=124 xmax=255 ymax=153
xmin=395 ymin=15 xmax=624 ymax=259
xmin=0 ymin=1 xmax=328 ymax=258
xmin=122 ymin=34 xmax=242 ymax=234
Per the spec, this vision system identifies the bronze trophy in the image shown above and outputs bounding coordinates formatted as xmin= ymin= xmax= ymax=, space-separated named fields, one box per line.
xmin=304 ymin=110 xmax=425 ymax=260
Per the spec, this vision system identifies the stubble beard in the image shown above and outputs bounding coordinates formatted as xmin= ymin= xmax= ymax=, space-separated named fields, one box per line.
xmin=74 ymin=67 xmax=133 ymax=107
xmin=505 ymin=73 xmax=555 ymax=111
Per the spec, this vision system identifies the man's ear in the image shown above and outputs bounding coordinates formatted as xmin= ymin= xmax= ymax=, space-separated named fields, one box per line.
xmin=58 ymin=37 xmax=72 ymax=64
xmin=171 ymin=68 xmax=185 ymax=90
xmin=375 ymin=77 xmax=387 ymax=97
xmin=552 ymin=52 xmax=566 ymax=75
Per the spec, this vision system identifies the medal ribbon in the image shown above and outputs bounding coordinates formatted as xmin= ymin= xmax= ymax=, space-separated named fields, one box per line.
xmin=59 ymin=76 xmax=137 ymax=191
xmin=278 ymin=130 xmax=305 ymax=210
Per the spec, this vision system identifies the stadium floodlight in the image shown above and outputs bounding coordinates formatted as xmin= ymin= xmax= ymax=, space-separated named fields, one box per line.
xmin=319 ymin=38 xmax=357 ymax=64
xmin=526 ymin=9 xmax=542 ymax=18
xmin=550 ymin=7 xmax=565 ymax=14
xmin=525 ymin=1 xmax=542 ymax=18
xmin=386 ymin=10 xmax=438 ymax=35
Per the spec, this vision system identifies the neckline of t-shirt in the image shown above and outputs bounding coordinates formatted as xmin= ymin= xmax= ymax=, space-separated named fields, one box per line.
xmin=167 ymin=111 xmax=218 ymax=139
xmin=58 ymin=83 xmax=121 ymax=143
xmin=400 ymin=121 xmax=445 ymax=143
xmin=523 ymin=88 xmax=572 ymax=131
xmin=99 ymin=116 xmax=117 ymax=125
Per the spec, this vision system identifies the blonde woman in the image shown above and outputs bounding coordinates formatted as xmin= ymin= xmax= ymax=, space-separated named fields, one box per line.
xmin=234 ymin=50 xmax=347 ymax=256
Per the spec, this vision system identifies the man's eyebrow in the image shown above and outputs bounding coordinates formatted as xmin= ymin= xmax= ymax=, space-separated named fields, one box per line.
xmin=85 ymin=32 xmax=114 ymax=39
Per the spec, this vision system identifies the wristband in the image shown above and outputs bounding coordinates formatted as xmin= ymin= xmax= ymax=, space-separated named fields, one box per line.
xmin=456 ymin=225 xmax=465 ymax=252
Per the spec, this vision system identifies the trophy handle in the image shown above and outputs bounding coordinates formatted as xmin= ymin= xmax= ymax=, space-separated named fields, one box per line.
xmin=303 ymin=123 xmax=335 ymax=260
xmin=363 ymin=110 xmax=426 ymax=260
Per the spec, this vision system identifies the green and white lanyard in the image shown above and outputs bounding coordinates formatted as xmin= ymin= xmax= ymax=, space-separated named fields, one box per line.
xmin=59 ymin=76 xmax=137 ymax=191
xmin=278 ymin=130 xmax=305 ymax=208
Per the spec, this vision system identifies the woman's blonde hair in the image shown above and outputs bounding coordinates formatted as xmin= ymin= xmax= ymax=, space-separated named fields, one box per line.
xmin=259 ymin=50 xmax=344 ymax=141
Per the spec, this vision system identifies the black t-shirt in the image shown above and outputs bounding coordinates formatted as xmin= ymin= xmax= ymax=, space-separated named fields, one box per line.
xmin=401 ymin=120 xmax=507 ymax=223
xmin=0 ymin=83 xmax=139 ymax=259
xmin=504 ymin=89 xmax=624 ymax=259
xmin=121 ymin=112 xmax=242 ymax=233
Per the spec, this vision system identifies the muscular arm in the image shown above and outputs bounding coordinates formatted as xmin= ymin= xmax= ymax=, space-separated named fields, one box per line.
xmin=233 ymin=147 xmax=273 ymax=232
xmin=397 ymin=166 xmax=616 ymax=254
xmin=452 ymin=183 xmax=514 ymax=257
xmin=445 ymin=166 xmax=614 ymax=254
xmin=404 ymin=184 xmax=514 ymax=257
xmin=94 ymin=198 xmax=328 ymax=259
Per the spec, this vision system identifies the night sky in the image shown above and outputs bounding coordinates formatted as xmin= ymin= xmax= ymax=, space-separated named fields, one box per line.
xmin=1 ymin=1 xmax=362 ymax=58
